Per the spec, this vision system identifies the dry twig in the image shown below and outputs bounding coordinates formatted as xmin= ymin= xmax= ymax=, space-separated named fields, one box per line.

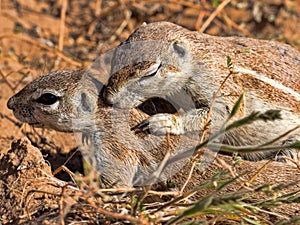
xmin=58 ymin=0 xmax=68 ymax=52
xmin=0 ymin=34 xmax=83 ymax=67
xmin=199 ymin=0 xmax=232 ymax=32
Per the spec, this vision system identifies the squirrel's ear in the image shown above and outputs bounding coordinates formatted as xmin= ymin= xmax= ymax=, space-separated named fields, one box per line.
xmin=80 ymin=92 xmax=94 ymax=113
xmin=172 ymin=41 xmax=186 ymax=57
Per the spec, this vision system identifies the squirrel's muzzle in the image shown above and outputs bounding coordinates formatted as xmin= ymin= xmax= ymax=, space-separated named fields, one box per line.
xmin=102 ymin=88 xmax=116 ymax=105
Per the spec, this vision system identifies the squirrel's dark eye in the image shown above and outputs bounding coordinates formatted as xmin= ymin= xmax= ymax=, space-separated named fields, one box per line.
xmin=36 ymin=93 xmax=58 ymax=105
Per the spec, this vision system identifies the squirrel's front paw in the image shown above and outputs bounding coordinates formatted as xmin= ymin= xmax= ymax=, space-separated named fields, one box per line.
xmin=133 ymin=113 xmax=183 ymax=135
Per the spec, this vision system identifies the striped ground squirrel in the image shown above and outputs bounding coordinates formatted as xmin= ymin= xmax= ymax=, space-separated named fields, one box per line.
xmin=104 ymin=21 xmax=300 ymax=161
xmin=6 ymin=22 xmax=300 ymax=187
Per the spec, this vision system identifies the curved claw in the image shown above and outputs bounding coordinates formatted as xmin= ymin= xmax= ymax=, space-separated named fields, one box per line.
xmin=82 ymin=133 xmax=90 ymax=145
xmin=131 ymin=119 xmax=151 ymax=134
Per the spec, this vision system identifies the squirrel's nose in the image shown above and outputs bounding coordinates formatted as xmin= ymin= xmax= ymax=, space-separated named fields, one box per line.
xmin=103 ymin=88 xmax=115 ymax=105
xmin=7 ymin=97 xmax=15 ymax=110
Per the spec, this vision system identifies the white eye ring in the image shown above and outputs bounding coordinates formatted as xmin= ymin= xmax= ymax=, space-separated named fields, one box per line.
xmin=140 ymin=62 xmax=161 ymax=78
xmin=137 ymin=63 xmax=162 ymax=86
